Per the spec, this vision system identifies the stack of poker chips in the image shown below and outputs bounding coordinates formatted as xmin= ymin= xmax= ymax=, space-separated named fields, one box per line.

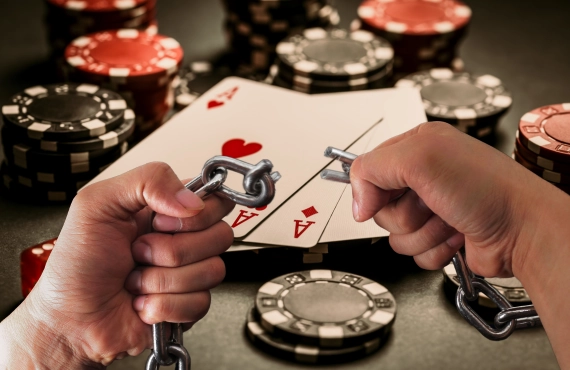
xmin=351 ymin=0 xmax=471 ymax=80
xmin=271 ymin=28 xmax=394 ymax=94
xmin=173 ymin=62 xmax=232 ymax=111
xmin=64 ymin=29 xmax=183 ymax=140
xmin=395 ymin=69 xmax=512 ymax=141
xmin=246 ymin=270 xmax=396 ymax=364
xmin=0 ymin=83 xmax=133 ymax=203
xmin=514 ymin=104 xmax=570 ymax=195
xmin=20 ymin=238 xmax=57 ymax=298
xmin=221 ymin=0 xmax=340 ymax=75
xmin=44 ymin=0 xmax=157 ymax=58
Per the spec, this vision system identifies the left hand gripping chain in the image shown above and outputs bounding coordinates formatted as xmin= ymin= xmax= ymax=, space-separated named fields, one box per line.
xmin=145 ymin=156 xmax=280 ymax=370
xmin=320 ymin=147 xmax=540 ymax=341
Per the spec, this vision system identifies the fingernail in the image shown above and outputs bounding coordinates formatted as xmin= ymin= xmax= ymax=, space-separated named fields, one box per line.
xmin=125 ymin=270 xmax=142 ymax=293
xmin=352 ymin=199 xmax=360 ymax=221
xmin=133 ymin=295 xmax=146 ymax=312
xmin=446 ymin=233 xmax=465 ymax=249
xmin=175 ymin=188 xmax=205 ymax=210
xmin=132 ymin=242 xmax=152 ymax=264
xmin=153 ymin=214 xmax=182 ymax=232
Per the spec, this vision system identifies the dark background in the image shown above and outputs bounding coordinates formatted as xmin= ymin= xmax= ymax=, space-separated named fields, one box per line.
xmin=0 ymin=0 xmax=566 ymax=369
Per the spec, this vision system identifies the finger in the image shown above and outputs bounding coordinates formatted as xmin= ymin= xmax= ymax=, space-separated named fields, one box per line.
xmin=389 ymin=214 xmax=458 ymax=256
xmin=373 ymin=190 xmax=433 ymax=234
xmin=125 ymin=256 xmax=226 ymax=295
xmin=134 ymin=291 xmax=211 ymax=325
xmin=350 ymin=122 xmax=460 ymax=222
xmin=413 ymin=233 xmax=465 ymax=270
xmin=132 ymin=221 xmax=234 ymax=267
xmin=75 ymin=162 xmax=205 ymax=221
xmin=152 ymin=195 xmax=235 ymax=232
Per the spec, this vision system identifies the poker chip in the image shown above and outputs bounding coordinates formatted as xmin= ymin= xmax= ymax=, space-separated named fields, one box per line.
xmin=276 ymin=28 xmax=394 ymax=81
xmin=357 ymin=0 xmax=471 ymax=36
xmin=443 ymin=263 xmax=531 ymax=307
xmin=255 ymin=270 xmax=396 ymax=348
xmin=245 ymin=306 xmax=384 ymax=364
xmin=515 ymin=137 xmax=570 ymax=173
xmin=514 ymin=150 xmax=570 ymax=185
xmin=1 ymin=161 xmax=88 ymax=191
xmin=65 ymin=29 xmax=184 ymax=86
xmin=353 ymin=0 xmax=471 ymax=76
xmin=44 ymin=0 xmax=157 ymax=59
xmin=20 ymin=238 xmax=57 ymax=297
xmin=174 ymin=62 xmax=232 ymax=110
xmin=6 ymin=109 xmax=134 ymax=153
xmin=1 ymin=166 xmax=81 ymax=203
xmin=1 ymin=83 xmax=127 ymax=141
xmin=222 ymin=0 xmax=339 ymax=75
xmin=396 ymin=69 xmax=511 ymax=140
xmin=516 ymin=104 xmax=570 ymax=164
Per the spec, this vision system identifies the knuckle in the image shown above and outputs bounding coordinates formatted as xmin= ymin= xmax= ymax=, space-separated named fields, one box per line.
xmin=143 ymin=295 xmax=174 ymax=323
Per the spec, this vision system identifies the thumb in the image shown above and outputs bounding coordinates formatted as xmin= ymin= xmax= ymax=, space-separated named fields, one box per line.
xmin=76 ymin=162 xmax=205 ymax=220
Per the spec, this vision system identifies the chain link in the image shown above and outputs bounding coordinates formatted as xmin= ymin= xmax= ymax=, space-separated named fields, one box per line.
xmin=145 ymin=156 xmax=280 ymax=369
xmin=320 ymin=147 xmax=542 ymax=341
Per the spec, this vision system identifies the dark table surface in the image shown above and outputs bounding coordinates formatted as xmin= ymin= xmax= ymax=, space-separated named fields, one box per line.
xmin=0 ymin=0 xmax=566 ymax=369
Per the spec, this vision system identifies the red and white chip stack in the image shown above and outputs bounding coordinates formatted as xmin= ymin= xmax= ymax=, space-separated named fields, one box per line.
xmin=514 ymin=104 xmax=570 ymax=195
xmin=20 ymin=238 xmax=56 ymax=298
xmin=44 ymin=0 xmax=157 ymax=59
xmin=64 ymin=29 xmax=183 ymax=140
xmin=350 ymin=0 xmax=471 ymax=82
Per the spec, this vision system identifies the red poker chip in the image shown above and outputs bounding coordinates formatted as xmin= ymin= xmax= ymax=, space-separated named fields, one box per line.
xmin=517 ymin=104 xmax=570 ymax=164
xmin=515 ymin=137 xmax=570 ymax=173
xmin=514 ymin=150 xmax=570 ymax=185
xmin=47 ymin=0 xmax=148 ymax=12
xmin=65 ymin=29 xmax=183 ymax=85
xmin=357 ymin=0 xmax=471 ymax=36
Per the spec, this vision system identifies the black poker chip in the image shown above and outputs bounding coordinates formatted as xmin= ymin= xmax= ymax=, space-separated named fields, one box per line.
xmin=1 ymin=83 xmax=128 ymax=141
xmin=245 ymin=306 xmax=385 ymax=364
xmin=255 ymin=270 xmax=396 ymax=348
xmin=1 ymin=166 xmax=80 ymax=203
xmin=276 ymin=28 xmax=394 ymax=82
xmin=3 ymin=140 xmax=128 ymax=174
xmin=4 ymin=109 xmax=135 ymax=153
xmin=395 ymin=69 xmax=512 ymax=122
xmin=174 ymin=62 xmax=232 ymax=110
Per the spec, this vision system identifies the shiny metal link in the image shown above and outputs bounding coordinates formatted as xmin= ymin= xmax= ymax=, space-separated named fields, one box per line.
xmin=145 ymin=156 xmax=279 ymax=369
xmin=451 ymin=251 xmax=477 ymax=301
xmin=320 ymin=147 xmax=357 ymax=184
xmin=145 ymin=343 xmax=190 ymax=370
xmin=200 ymin=156 xmax=279 ymax=207
xmin=320 ymin=146 xmax=542 ymax=342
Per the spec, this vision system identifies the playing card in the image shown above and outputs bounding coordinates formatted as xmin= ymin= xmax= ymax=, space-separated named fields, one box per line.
xmin=319 ymin=87 xmax=428 ymax=243
xmin=241 ymin=126 xmax=377 ymax=248
xmin=86 ymin=78 xmax=385 ymax=239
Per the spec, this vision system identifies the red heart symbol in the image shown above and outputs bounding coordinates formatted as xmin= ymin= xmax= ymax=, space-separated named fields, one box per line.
xmin=208 ymin=100 xmax=224 ymax=109
xmin=222 ymin=139 xmax=262 ymax=159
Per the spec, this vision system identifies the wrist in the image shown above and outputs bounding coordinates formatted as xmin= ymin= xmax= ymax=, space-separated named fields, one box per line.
xmin=0 ymin=296 xmax=104 ymax=370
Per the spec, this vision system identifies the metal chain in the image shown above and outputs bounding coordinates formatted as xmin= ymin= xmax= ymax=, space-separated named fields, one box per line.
xmin=145 ymin=156 xmax=280 ymax=369
xmin=320 ymin=147 xmax=542 ymax=341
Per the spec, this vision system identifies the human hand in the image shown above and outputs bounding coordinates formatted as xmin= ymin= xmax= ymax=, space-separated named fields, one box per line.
xmin=350 ymin=121 xmax=568 ymax=278
xmin=0 ymin=162 xmax=234 ymax=369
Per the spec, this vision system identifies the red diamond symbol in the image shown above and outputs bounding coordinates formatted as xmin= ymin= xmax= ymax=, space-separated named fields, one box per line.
xmin=302 ymin=206 xmax=318 ymax=218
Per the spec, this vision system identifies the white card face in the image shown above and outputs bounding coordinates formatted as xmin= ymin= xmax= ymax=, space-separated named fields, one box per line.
xmin=242 ymin=126 xmax=377 ymax=248
xmin=86 ymin=78 xmax=384 ymax=238
xmin=319 ymin=87 xmax=427 ymax=243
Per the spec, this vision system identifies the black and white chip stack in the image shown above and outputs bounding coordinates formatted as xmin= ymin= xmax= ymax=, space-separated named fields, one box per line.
xmin=173 ymin=62 xmax=233 ymax=111
xmin=44 ymin=0 xmax=157 ymax=59
xmin=221 ymin=0 xmax=340 ymax=75
xmin=351 ymin=0 xmax=471 ymax=81
xmin=395 ymin=68 xmax=512 ymax=141
xmin=246 ymin=270 xmax=396 ymax=364
xmin=0 ymin=83 xmax=133 ymax=203
xmin=270 ymin=28 xmax=394 ymax=94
